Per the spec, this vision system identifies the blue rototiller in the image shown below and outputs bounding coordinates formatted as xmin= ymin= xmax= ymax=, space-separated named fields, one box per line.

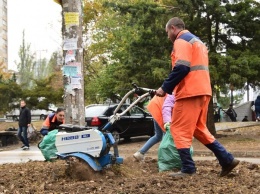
xmin=54 ymin=84 xmax=154 ymax=171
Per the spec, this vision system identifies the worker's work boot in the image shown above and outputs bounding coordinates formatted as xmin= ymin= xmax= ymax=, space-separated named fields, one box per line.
xmin=220 ymin=158 xmax=240 ymax=177
xmin=205 ymin=140 xmax=239 ymax=176
xmin=205 ymin=140 xmax=234 ymax=167
xmin=177 ymin=148 xmax=196 ymax=174
xmin=133 ymin=151 xmax=144 ymax=161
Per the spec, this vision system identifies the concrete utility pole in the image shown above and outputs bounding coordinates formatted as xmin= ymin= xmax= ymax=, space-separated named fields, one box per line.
xmin=61 ymin=0 xmax=85 ymax=126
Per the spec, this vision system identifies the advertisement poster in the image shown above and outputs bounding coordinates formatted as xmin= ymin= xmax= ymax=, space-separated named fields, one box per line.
xmin=63 ymin=40 xmax=77 ymax=50
xmin=62 ymin=12 xmax=82 ymax=92
xmin=71 ymin=76 xmax=82 ymax=89
xmin=63 ymin=12 xmax=79 ymax=50
xmin=64 ymin=12 xmax=79 ymax=26
xmin=63 ymin=65 xmax=78 ymax=77
xmin=65 ymin=50 xmax=76 ymax=64
xmin=65 ymin=62 xmax=81 ymax=76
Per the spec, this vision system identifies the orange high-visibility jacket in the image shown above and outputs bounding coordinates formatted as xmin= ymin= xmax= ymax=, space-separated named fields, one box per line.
xmin=171 ymin=30 xmax=212 ymax=100
xmin=147 ymin=95 xmax=166 ymax=132
xmin=42 ymin=113 xmax=65 ymax=132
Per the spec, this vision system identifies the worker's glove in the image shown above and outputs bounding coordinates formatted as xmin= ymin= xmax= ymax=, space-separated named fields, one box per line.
xmin=134 ymin=88 xmax=144 ymax=96
xmin=164 ymin=122 xmax=170 ymax=131
xmin=40 ymin=128 xmax=49 ymax=136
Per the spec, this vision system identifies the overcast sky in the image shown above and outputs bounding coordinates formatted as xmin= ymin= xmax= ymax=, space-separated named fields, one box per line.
xmin=8 ymin=0 xmax=62 ymax=71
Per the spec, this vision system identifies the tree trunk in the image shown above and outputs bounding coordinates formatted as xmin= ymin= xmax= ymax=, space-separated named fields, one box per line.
xmin=61 ymin=0 xmax=85 ymax=126
xmin=207 ymin=97 xmax=216 ymax=136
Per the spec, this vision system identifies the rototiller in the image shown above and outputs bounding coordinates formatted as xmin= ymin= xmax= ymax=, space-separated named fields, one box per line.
xmin=55 ymin=84 xmax=154 ymax=171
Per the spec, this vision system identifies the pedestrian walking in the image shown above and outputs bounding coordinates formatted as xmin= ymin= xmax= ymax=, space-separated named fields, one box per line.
xmin=226 ymin=104 xmax=237 ymax=122
xmin=155 ymin=17 xmax=239 ymax=178
xmin=17 ymin=100 xmax=31 ymax=150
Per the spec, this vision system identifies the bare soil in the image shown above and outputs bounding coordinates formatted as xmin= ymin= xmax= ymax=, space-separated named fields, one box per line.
xmin=0 ymin=123 xmax=260 ymax=193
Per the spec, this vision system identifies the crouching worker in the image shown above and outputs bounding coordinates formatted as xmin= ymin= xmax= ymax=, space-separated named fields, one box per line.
xmin=38 ymin=108 xmax=65 ymax=161
xmin=40 ymin=108 xmax=65 ymax=136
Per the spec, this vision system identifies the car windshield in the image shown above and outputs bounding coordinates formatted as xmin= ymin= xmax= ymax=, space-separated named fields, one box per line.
xmin=85 ymin=106 xmax=108 ymax=117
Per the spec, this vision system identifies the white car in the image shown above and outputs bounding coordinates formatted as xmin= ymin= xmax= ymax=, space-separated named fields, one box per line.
xmin=31 ymin=109 xmax=53 ymax=120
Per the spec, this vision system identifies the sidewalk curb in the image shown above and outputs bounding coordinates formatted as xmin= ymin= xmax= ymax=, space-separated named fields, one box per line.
xmin=216 ymin=122 xmax=260 ymax=132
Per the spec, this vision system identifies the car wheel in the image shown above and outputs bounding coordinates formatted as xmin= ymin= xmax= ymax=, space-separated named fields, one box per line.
xmin=111 ymin=130 xmax=120 ymax=144
xmin=13 ymin=116 xmax=18 ymax=121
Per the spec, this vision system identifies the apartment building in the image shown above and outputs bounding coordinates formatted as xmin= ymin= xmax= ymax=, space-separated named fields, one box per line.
xmin=0 ymin=0 xmax=7 ymax=72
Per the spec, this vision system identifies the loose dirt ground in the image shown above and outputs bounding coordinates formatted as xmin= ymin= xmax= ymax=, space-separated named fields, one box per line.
xmin=0 ymin=122 xmax=260 ymax=193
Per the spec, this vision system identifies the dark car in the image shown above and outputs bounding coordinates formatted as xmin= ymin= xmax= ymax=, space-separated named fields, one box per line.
xmin=85 ymin=104 xmax=154 ymax=143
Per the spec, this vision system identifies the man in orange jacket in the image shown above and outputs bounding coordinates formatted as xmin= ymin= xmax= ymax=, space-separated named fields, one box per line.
xmin=155 ymin=17 xmax=239 ymax=178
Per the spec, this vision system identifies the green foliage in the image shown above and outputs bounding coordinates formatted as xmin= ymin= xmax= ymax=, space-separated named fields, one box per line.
xmin=0 ymin=74 xmax=63 ymax=114
xmin=36 ymin=58 xmax=48 ymax=80
xmin=82 ymin=0 xmax=260 ymax=106
xmin=16 ymin=30 xmax=35 ymax=89
xmin=174 ymin=0 xmax=260 ymax=104
xmin=0 ymin=32 xmax=63 ymax=114
xmin=10 ymin=73 xmax=17 ymax=82
xmin=218 ymin=95 xmax=230 ymax=109
xmin=48 ymin=52 xmax=62 ymax=73
xmin=16 ymin=31 xmax=59 ymax=89
xmin=218 ymin=92 xmax=244 ymax=109
xmin=0 ymin=79 xmax=22 ymax=114
xmin=225 ymin=0 xmax=260 ymax=52
xmin=22 ymin=75 xmax=63 ymax=110
xmin=83 ymin=0 xmax=174 ymax=103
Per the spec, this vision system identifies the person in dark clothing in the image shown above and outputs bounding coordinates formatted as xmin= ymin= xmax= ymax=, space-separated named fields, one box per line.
xmin=18 ymin=100 xmax=31 ymax=150
xmin=226 ymin=104 xmax=237 ymax=122
xmin=254 ymin=95 xmax=260 ymax=122
xmin=242 ymin=116 xmax=249 ymax=122
xmin=213 ymin=103 xmax=221 ymax=122
xmin=40 ymin=108 xmax=65 ymax=136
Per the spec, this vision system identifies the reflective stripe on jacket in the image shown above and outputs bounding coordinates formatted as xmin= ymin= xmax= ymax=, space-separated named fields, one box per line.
xmin=171 ymin=30 xmax=212 ymax=100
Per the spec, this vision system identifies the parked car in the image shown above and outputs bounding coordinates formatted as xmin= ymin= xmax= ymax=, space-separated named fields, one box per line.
xmin=31 ymin=109 xmax=53 ymax=120
xmin=85 ymin=104 xmax=155 ymax=143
